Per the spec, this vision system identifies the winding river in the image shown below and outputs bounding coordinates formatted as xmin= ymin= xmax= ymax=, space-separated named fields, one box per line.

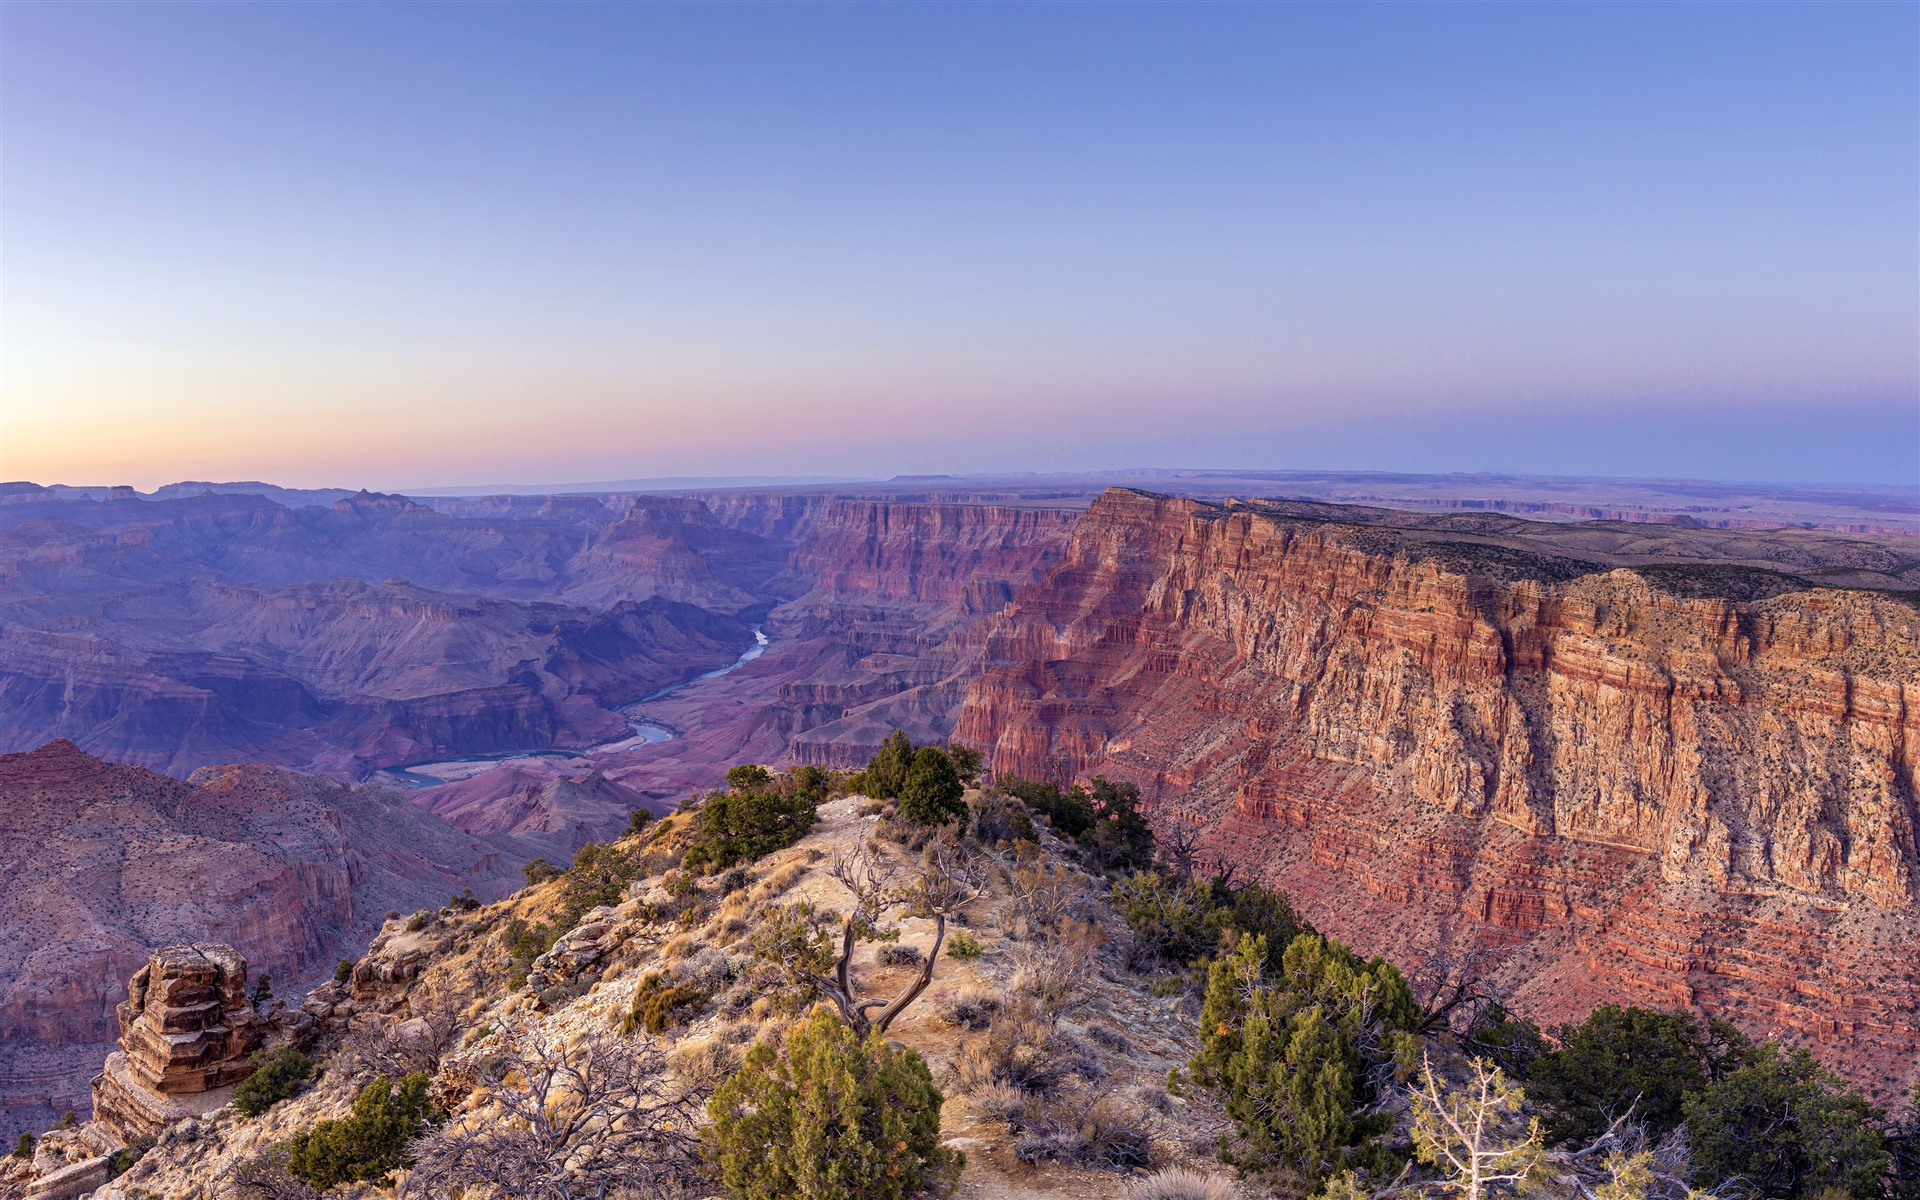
xmin=378 ymin=625 xmax=768 ymax=787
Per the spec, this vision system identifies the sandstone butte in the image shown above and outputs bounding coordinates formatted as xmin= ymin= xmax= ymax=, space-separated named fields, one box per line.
xmin=957 ymin=488 xmax=1920 ymax=1094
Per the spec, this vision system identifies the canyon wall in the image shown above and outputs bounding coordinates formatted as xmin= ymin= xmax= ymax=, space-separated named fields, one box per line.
xmin=392 ymin=493 xmax=1085 ymax=840
xmin=959 ymin=489 xmax=1920 ymax=1088
xmin=0 ymin=740 xmax=522 ymax=1132
xmin=738 ymin=496 xmax=1081 ymax=764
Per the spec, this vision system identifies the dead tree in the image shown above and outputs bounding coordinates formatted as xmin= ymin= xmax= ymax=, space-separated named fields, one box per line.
xmin=341 ymin=989 xmax=467 ymax=1079
xmin=219 ymin=1146 xmax=320 ymax=1200
xmin=805 ymin=837 xmax=982 ymax=1039
xmin=1409 ymin=1052 xmax=1548 ymax=1200
xmin=404 ymin=1020 xmax=700 ymax=1200
xmin=1411 ymin=947 xmax=1509 ymax=1035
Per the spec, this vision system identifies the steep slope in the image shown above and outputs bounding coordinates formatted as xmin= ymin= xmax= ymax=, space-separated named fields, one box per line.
xmin=958 ymin=488 xmax=1920 ymax=1086
xmin=0 ymin=740 xmax=523 ymax=1132
xmin=49 ymin=791 xmax=1232 ymax=1200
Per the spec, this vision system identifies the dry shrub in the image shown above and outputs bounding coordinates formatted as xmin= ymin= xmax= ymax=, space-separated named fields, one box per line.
xmin=1011 ymin=941 xmax=1091 ymax=1012
xmin=748 ymin=859 xmax=808 ymax=904
xmin=675 ymin=946 xmax=734 ymax=992
xmin=1088 ymin=1023 xmax=1132 ymax=1054
xmin=1013 ymin=1095 xmax=1152 ymax=1169
xmin=1056 ymin=1028 xmax=1105 ymax=1082
xmin=636 ymin=849 xmax=679 ymax=876
xmin=715 ymin=982 xmax=755 ymax=1019
xmin=659 ymin=931 xmax=697 ymax=963
xmin=1122 ymin=1167 xmax=1239 ymax=1200
xmin=969 ymin=1081 xmax=1031 ymax=1125
xmin=969 ymin=792 xmax=1036 ymax=846
xmin=877 ymin=943 xmax=924 ymax=967
xmin=749 ymin=1015 xmax=791 ymax=1046
xmin=950 ymin=997 xmax=1069 ymax=1096
xmin=1007 ymin=843 xmax=1082 ymax=934
xmin=937 ymin=987 xmax=1002 ymax=1031
xmin=666 ymin=1038 xmax=739 ymax=1090
xmin=873 ymin=811 xmax=936 ymax=850
xmin=714 ymin=1018 xmax=758 ymax=1046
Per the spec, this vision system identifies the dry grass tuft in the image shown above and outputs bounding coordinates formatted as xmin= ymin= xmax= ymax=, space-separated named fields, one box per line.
xmin=1013 ymin=1095 xmax=1153 ymax=1170
xmin=667 ymin=1038 xmax=739 ymax=1089
xmin=1122 ymin=1167 xmax=1240 ymax=1200
xmin=968 ymin=1082 xmax=1031 ymax=1125
xmin=750 ymin=859 xmax=808 ymax=900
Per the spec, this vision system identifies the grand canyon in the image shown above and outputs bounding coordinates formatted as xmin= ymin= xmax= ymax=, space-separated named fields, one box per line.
xmin=2 ymin=470 xmax=1917 ymax=1151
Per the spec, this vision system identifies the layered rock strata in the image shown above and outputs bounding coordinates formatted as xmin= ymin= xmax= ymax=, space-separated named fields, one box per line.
xmin=958 ymin=488 xmax=1920 ymax=1089
xmin=91 ymin=945 xmax=268 ymax=1138
xmin=0 ymin=741 xmax=518 ymax=1132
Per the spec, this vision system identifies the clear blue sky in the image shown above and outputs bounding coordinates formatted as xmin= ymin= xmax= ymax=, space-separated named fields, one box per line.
xmin=3 ymin=2 xmax=1914 ymax=488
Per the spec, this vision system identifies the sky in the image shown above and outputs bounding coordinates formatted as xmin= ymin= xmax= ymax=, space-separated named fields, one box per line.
xmin=2 ymin=3 xmax=1915 ymax=491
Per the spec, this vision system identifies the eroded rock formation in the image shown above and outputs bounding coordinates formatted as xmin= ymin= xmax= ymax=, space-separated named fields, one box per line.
xmin=91 ymin=945 xmax=267 ymax=1138
xmin=0 ymin=741 xmax=519 ymax=1132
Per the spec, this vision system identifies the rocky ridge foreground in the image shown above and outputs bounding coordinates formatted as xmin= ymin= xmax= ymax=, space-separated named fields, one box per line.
xmin=0 ymin=742 xmax=523 ymax=1134
xmin=5 ymin=793 xmax=1235 ymax=1200
xmin=958 ymin=488 xmax=1920 ymax=1091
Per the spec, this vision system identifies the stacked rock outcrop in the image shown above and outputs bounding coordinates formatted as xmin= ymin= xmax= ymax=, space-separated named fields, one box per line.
xmin=91 ymin=944 xmax=267 ymax=1138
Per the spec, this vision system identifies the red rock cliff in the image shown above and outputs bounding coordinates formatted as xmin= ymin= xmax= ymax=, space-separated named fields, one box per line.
xmin=767 ymin=498 xmax=1080 ymax=762
xmin=958 ymin=489 xmax=1920 ymax=1088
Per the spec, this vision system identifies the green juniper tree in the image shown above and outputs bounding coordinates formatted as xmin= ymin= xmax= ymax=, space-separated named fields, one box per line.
xmin=705 ymin=1005 xmax=959 ymax=1200
xmin=1685 ymin=1043 xmax=1888 ymax=1200
xmin=1188 ymin=932 xmax=1421 ymax=1181
xmin=899 ymin=746 xmax=967 ymax=826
